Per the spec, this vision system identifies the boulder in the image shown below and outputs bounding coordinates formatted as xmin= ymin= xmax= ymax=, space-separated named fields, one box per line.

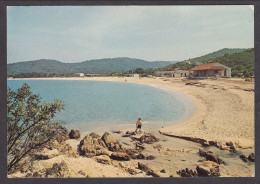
xmin=110 ymin=152 xmax=130 ymax=161
xmin=196 ymin=161 xmax=220 ymax=177
xmin=140 ymin=133 xmax=159 ymax=144
xmin=69 ymin=129 xmax=80 ymax=139
xmin=93 ymin=155 xmax=111 ymax=165
xmin=36 ymin=148 xmax=59 ymax=160
xmin=199 ymin=148 xmax=224 ymax=164
xmin=101 ymin=132 xmax=127 ymax=152
xmin=248 ymin=153 xmax=255 ymax=162
xmin=136 ymin=153 xmax=145 ymax=159
xmin=79 ymin=135 xmax=107 ymax=157
xmin=102 ymin=132 xmax=118 ymax=145
xmin=137 ymin=162 xmax=161 ymax=177
xmin=176 ymin=168 xmax=198 ymax=177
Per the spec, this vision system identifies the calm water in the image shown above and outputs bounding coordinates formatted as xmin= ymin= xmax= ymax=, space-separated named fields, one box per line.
xmin=7 ymin=80 xmax=196 ymax=133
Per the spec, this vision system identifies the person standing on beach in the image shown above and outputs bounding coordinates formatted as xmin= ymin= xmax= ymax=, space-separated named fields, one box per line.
xmin=135 ymin=117 xmax=142 ymax=133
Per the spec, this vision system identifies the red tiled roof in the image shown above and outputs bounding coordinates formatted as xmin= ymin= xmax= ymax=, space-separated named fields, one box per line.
xmin=190 ymin=63 xmax=227 ymax=71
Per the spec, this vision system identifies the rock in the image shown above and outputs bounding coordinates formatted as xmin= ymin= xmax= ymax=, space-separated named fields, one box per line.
xmin=89 ymin=132 xmax=100 ymax=138
xmin=36 ymin=148 xmax=59 ymax=160
xmin=110 ymin=152 xmax=130 ymax=161
xmin=126 ymin=131 xmax=136 ymax=135
xmin=137 ymin=162 xmax=161 ymax=177
xmin=140 ymin=133 xmax=159 ymax=144
xmin=93 ymin=155 xmax=111 ymax=164
xmin=101 ymin=132 xmax=127 ymax=152
xmin=112 ymin=130 xmax=122 ymax=134
xmin=127 ymin=168 xmax=137 ymax=175
xmin=79 ymin=135 xmax=107 ymax=157
xmin=69 ymin=129 xmax=80 ymax=139
xmin=135 ymin=142 xmax=145 ymax=150
xmin=160 ymin=169 xmax=166 ymax=173
xmin=240 ymin=154 xmax=248 ymax=162
xmin=196 ymin=161 xmax=220 ymax=177
xmin=199 ymin=148 xmax=224 ymax=164
xmin=136 ymin=153 xmax=145 ymax=159
xmin=102 ymin=132 xmax=118 ymax=145
xmin=146 ymin=155 xmax=156 ymax=160
xmin=248 ymin=153 xmax=255 ymax=162
xmin=126 ymin=148 xmax=139 ymax=158
xmin=176 ymin=168 xmax=198 ymax=177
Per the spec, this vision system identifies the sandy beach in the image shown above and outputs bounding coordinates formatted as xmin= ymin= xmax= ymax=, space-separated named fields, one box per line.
xmin=8 ymin=76 xmax=255 ymax=177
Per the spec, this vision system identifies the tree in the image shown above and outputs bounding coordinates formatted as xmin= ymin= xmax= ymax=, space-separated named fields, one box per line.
xmin=7 ymin=83 xmax=65 ymax=172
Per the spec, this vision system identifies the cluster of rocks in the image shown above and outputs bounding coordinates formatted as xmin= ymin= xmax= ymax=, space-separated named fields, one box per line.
xmin=177 ymin=161 xmax=220 ymax=177
xmin=239 ymin=153 xmax=255 ymax=162
xmin=176 ymin=148 xmax=224 ymax=177
xmin=78 ymin=131 xmax=158 ymax=163
xmin=199 ymin=148 xmax=225 ymax=164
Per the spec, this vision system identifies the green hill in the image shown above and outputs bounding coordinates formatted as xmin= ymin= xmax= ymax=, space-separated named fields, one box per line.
xmin=164 ymin=48 xmax=248 ymax=71
xmin=208 ymin=48 xmax=254 ymax=77
xmin=163 ymin=48 xmax=254 ymax=77
xmin=7 ymin=58 xmax=176 ymax=77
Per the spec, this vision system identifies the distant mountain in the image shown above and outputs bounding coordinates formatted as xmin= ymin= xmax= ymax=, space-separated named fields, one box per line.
xmin=7 ymin=57 xmax=177 ymax=76
xmin=163 ymin=48 xmax=249 ymax=71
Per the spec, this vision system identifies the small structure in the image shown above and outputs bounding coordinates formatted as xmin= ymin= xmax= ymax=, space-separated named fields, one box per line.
xmin=73 ymin=73 xmax=85 ymax=77
xmin=85 ymin=73 xmax=101 ymax=77
xmin=190 ymin=63 xmax=231 ymax=78
xmin=124 ymin=74 xmax=140 ymax=77
xmin=156 ymin=70 xmax=192 ymax=78
xmin=155 ymin=71 xmax=175 ymax=77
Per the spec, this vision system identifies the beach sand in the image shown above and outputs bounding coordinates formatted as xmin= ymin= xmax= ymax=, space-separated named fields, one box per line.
xmin=9 ymin=76 xmax=255 ymax=177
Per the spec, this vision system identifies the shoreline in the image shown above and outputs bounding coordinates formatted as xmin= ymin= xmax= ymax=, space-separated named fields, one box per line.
xmin=8 ymin=76 xmax=255 ymax=177
xmin=8 ymin=77 xmax=201 ymax=136
xmin=8 ymin=76 xmax=254 ymax=148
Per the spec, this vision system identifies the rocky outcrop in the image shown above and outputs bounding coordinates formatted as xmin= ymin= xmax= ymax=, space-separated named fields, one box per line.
xmin=139 ymin=133 xmax=159 ymax=144
xmin=110 ymin=152 xmax=130 ymax=161
xmin=79 ymin=135 xmax=107 ymax=157
xmin=199 ymin=148 xmax=224 ymax=164
xmin=196 ymin=161 xmax=220 ymax=177
xmin=176 ymin=168 xmax=198 ymax=177
xmin=137 ymin=162 xmax=161 ymax=177
xmin=69 ymin=129 xmax=80 ymax=139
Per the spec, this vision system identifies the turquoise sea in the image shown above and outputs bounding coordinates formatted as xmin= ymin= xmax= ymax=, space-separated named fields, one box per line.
xmin=7 ymin=80 xmax=196 ymax=133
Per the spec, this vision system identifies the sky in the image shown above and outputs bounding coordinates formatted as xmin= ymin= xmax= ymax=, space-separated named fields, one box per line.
xmin=7 ymin=6 xmax=254 ymax=63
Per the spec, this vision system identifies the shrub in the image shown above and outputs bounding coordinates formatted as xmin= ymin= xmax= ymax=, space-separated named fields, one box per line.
xmin=7 ymin=83 xmax=65 ymax=172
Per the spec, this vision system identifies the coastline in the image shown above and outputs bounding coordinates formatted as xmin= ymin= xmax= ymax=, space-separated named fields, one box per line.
xmin=8 ymin=76 xmax=255 ymax=177
xmin=8 ymin=76 xmax=254 ymax=148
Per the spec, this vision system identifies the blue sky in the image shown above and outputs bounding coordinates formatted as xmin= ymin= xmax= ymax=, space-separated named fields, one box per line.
xmin=7 ymin=6 xmax=254 ymax=63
